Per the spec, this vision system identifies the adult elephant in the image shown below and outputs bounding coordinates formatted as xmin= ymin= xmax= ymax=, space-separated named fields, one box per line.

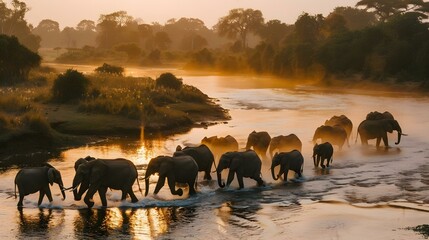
xmin=72 ymin=157 xmax=141 ymax=208
xmin=271 ymin=150 xmax=304 ymax=181
xmin=313 ymin=142 xmax=334 ymax=168
xmin=144 ymin=155 xmax=198 ymax=197
xmin=15 ymin=163 xmax=66 ymax=207
xmin=366 ymin=111 xmax=394 ymax=120
xmin=216 ymin=150 xmax=264 ymax=189
xmin=268 ymin=134 xmax=302 ymax=158
xmin=312 ymin=125 xmax=348 ymax=150
xmin=201 ymin=135 xmax=239 ymax=160
xmin=174 ymin=144 xmax=215 ymax=180
xmin=325 ymin=115 xmax=353 ymax=141
xmin=245 ymin=131 xmax=271 ymax=159
xmin=357 ymin=119 xmax=404 ymax=148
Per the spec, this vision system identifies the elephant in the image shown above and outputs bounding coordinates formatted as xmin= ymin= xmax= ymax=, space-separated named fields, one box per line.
xmin=72 ymin=157 xmax=141 ymax=208
xmin=174 ymin=144 xmax=215 ymax=180
xmin=312 ymin=125 xmax=348 ymax=150
xmin=325 ymin=115 xmax=353 ymax=141
xmin=144 ymin=155 xmax=198 ymax=197
xmin=356 ymin=119 xmax=404 ymax=148
xmin=245 ymin=131 xmax=271 ymax=159
xmin=216 ymin=150 xmax=264 ymax=189
xmin=201 ymin=135 xmax=239 ymax=160
xmin=14 ymin=163 xmax=66 ymax=207
xmin=268 ymin=134 xmax=302 ymax=158
xmin=271 ymin=150 xmax=304 ymax=181
xmin=313 ymin=142 xmax=334 ymax=168
xmin=366 ymin=111 xmax=394 ymax=120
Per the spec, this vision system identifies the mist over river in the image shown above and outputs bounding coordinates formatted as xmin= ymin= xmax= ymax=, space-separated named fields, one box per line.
xmin=1 ymin=67 xmax=428 ymax=239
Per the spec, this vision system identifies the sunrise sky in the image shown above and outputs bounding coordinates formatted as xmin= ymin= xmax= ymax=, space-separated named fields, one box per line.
xmin=23 ymin=0 xmax=359 ymax=29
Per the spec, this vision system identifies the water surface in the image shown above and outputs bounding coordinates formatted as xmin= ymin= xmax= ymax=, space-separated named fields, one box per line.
xmin=1 ymin=68 xmax=428 ymax=239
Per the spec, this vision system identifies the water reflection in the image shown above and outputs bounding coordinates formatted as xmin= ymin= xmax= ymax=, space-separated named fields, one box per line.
xmin=17 ymin=208 xmax=65 ymax=238
xmin=73 ymin=207 xmax=197 ymax=238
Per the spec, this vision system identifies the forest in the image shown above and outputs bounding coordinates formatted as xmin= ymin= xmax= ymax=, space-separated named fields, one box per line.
xmin=1 ymin=0 xmax=429 ymax=86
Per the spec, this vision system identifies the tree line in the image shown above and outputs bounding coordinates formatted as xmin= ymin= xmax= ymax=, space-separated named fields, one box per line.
xmin=1 ymin=0 xmax=429 ymax=85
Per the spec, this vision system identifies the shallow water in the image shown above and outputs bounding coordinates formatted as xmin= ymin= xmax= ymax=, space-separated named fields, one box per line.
xmin=1 ymin=68 xmax=428 ymax=239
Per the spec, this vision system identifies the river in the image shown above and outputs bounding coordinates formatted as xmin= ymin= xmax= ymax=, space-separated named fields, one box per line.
xmin=0 ymin=66 xmax=428 ymax=239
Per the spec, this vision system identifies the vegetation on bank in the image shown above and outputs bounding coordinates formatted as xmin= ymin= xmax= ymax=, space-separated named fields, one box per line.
xmin=0 ymin=59 xmax=229 ymax=159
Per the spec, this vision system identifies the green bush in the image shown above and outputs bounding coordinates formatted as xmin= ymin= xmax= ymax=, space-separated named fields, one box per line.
xmin=52 ymin=69 xmax=89 ymax=103
xmin=155 ymin=72 xmax=183 ymax=90
xmin=94 ymin=63 xmax=124 ymax=76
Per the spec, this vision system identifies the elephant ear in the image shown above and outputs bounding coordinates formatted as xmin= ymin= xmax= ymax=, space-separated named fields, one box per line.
xmin=48 ymin=168 xmax=55 ymax=186
xmin=159 ymin=158 xmax=173 ymax=176
xmin=89 ymin=160 xmax=108 ymax=184
xmin=385 ymin=120 xmax=394 ymax=133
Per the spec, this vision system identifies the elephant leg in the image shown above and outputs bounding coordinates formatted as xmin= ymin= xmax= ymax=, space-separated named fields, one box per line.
xmin=376 ymin=137 xmax=381 ymax=148
xmin=326 ymin=158 xmax=330 ymax=168
xmin=154 ymin=176 xmax=166 ymax=195
xmin=283 ymin=170 xmax=288 ymax=181
xmin=204 ymin=170 xmax=212 ymax=181
xmin=297 ymin=169 xmax=302 ymax=178
xmin=38 ymin=190 xmax=45 ymax=206
xmin=318 ymin=156 xmax=322 ymax=168
xmin=226 ymin=170 xmax=235 ymax=187
xmin=98 ymin=186 xmax=108 ymax=207
xmin=321 ymin=158 xmax=325 ymax=168
xmin=45 ymin=187 xmax=53 ymax=203
xmin=17 ymin=194 xmax=24 ymax=207
xmin=188 ymin=179 xmax=196 ymax=195
xmin=121 ymin=190 xmax=127 ymax=201
xmin=167 ymin=176 xmax=183 ymax=196
xmin=253 ymin=175 xmax=264 ymax=187
xmin=84 ymin=185 xmax=99 ymax=208
xmin=127 ymin=186 xmax=139 ymax=203
xmin=382 ymin=134 xmax=389 ymax=147
xmin=313 ymin=157 xmax=317 ymax=167
xmin=236 ymin=173 xmax=244 ymax=189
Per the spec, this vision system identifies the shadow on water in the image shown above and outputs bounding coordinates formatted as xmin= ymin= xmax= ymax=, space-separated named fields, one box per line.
xmin=73 ymin=207 xmax=198 ymax=238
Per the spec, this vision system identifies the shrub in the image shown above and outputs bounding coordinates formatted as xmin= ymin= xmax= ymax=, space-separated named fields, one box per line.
xmin=52 ymin=69 xmax=89 ymax=103
xmin=95 ymin=63 xmax=124 ymax=76
xmin=155 ymin=73 xmax=183 ymax=90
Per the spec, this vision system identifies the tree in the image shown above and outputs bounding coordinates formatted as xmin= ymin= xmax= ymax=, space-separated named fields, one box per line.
xmin=332 ymin=7 xmax=377 ymax=30
xmin=356 ymin=0 xmax=429 ymax=22
xmin=154 ymin=31 xmax=171 ymax=50
xmin=0 ymin=0 xmax=41 ymax=51
xmin=0 ymin=34 xmax=41 ymax=85
xmin=114 ymin=43 xmax=141 ymax=60
xmin=52 ymin=69 xmax=89 ymax=103
xmin=215 ymin=8 xmax=264 ymax=49
xmin=32 ymin=19 xmax=61 ymax=47
xmin=96 ymin=11 xmax=139 ymax=49
xmin=258 ymin=19 xmax=292 ymax=48
xmin=76 ymin=20 xmax=96 ymax=32
xmin=293 ymin=13 xmax=324 ymax=43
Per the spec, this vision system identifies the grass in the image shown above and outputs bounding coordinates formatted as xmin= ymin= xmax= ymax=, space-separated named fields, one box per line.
xmin=0 ymin=67 xmax=228 ymax=146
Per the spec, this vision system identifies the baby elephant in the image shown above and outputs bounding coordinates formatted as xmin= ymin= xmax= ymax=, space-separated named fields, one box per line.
xmin=15 ymin=163 xmax=66 ymax=207
xmin=271 ymin=150 xmax=304 ymax=181
xmin=313 ymin=142 xmax=334 ymax=168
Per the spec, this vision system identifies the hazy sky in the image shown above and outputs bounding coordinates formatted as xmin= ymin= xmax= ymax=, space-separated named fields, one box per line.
xmin=23 ymin=0 xmax=359 ymax=29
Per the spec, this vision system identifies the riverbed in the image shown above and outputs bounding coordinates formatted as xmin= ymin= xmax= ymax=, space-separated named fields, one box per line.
xmin=0 ymin=67 xmax=428 ymax=239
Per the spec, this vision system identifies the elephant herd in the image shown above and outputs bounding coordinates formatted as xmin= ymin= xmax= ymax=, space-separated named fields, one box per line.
xmin=14 ymin=111 xmax=405 ymax=208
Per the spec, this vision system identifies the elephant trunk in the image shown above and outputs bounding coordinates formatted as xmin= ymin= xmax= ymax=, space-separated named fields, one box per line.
xmin=72 ymin=175 xmax=81 ymax=201
xmin=217 ymin=171 xmax=225 ymax=188
xmin=313 ymin=155 xmax=316 ymax=167
xmin=144 ymin=168 xmax=152 ymax=196
xmin=59 ymin=180 xmax=66 ymax=200
xmin=271 ymin=165 xmax=279 ymax=180
xmin=395 ymin=127 xmax=402 ymax=145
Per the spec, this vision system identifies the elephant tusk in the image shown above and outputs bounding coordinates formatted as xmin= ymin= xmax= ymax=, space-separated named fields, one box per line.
xmin=68 ymin=186 xmax=78 ymax=192
xmin=401 ymin=133 xmax=408 ymax=136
